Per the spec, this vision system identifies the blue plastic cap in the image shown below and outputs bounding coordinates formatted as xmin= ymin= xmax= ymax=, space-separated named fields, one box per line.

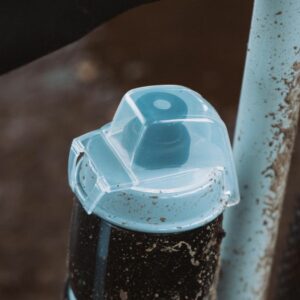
xmin=68 ymin=85 xmax=240 ymax=233
xmin=122 ymin=91 xmax=190 ymax=169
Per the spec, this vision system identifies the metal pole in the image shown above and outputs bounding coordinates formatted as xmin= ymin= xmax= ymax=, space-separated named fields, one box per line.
xmin=218 ymin=0 xmax=300 ymax=299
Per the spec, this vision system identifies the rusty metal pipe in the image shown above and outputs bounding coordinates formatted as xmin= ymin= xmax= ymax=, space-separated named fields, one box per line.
xmin=218 ymin=0 xmax=300 ymax=299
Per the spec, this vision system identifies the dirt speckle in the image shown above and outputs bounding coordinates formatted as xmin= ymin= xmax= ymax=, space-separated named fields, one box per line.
xmin=119 ymin=289 xmax=128 ymax=300
xmin=258 ymin=62 xmax=300 ymax=297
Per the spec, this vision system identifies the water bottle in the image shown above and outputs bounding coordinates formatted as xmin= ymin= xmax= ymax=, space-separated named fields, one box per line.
xmin=65 ymin=85 xmax=239 ymax=299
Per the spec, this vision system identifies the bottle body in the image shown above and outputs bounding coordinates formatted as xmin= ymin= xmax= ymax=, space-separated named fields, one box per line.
xmin=65 ymin=198 xmax=224 ymax=300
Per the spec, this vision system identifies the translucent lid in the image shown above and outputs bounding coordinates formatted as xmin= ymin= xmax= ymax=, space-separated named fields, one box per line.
xmin=68 ymin=85 xmax=239 ymax=232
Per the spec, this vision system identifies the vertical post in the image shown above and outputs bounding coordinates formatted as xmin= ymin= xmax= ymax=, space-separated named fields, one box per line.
xmin=218 ymin=0 xmax=300 ymax=299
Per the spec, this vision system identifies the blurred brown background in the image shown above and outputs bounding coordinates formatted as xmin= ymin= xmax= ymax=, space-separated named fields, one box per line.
xmin=0 ymin=1 xmax=299 ymax=299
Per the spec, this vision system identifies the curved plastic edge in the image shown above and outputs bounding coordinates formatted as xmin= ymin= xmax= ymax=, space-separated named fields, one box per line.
xmin=92 ymin=168 xmax=226 ymax=233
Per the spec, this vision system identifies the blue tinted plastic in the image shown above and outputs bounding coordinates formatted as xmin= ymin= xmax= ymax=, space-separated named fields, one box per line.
xmin=68 ymin=85 xmax=239 ymax=233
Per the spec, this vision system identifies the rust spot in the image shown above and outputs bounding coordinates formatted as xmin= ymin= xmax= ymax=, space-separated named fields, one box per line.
xmin=259 ymin=62 xmax=300 ymax=297
xmin=262 ymin=62 xmax=300 ymax=195
xmin=293 ymin=61 xmax=300 ymax=72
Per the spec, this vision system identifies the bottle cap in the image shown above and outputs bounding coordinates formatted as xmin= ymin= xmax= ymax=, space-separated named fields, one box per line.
xmin=68 ymin=85 xmax=239 ymax=233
